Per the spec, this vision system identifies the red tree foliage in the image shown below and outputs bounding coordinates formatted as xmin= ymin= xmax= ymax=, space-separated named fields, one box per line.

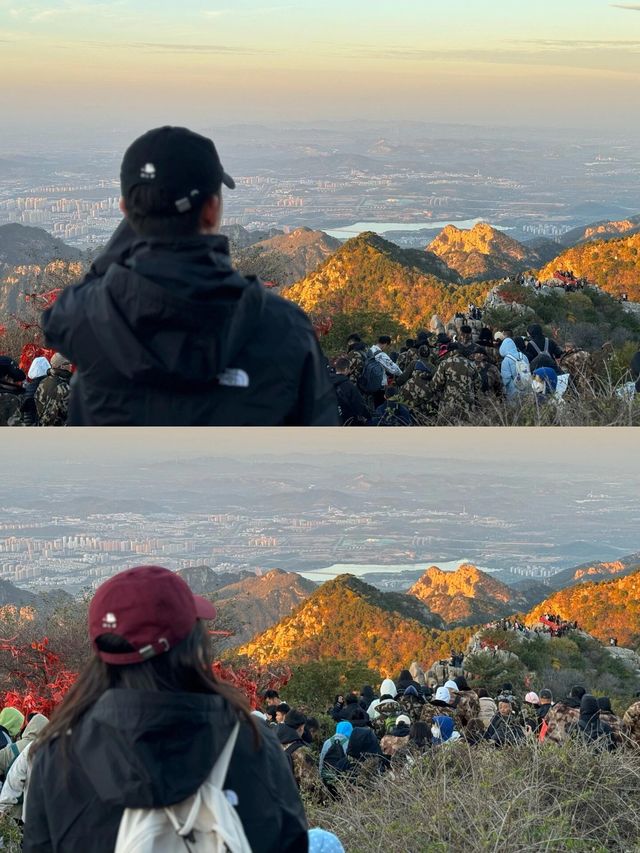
xmin=18 ymin=344 xmax=56 ymax=375
xmin=0 ymin=634 xmax=290 ymax=718
xmin=0 ymin=638 xmax=77 ymax=717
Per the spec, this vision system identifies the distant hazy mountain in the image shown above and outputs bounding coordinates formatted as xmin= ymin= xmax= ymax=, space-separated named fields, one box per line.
xmin=0 ymin=578 xmax=72 ymax=613
xmin=0 ymin=578 xmax=37 ymax=608
xmin=408 ymin=563 xmax=528 ymax=626
xmin=523 ymin=237 xmax=563 ymax=265
xmin=0 ymin=225 xmax=86 ymax=319
xmin=547 ymin=552 xmax=640 ymax=592
xmin=539 ymin=233 xmax=640 ymax=301
xmin=528 ymin=569 xmax=640 ymax=647
xmin=559 ymin=215 xmax=640 ymax=248
xmin=427 ymin=223 xmax=542 ymax=281
xmin=176 ymin=565 xmax=254 ymax=595
xmin=284 ymin=231 xmax=494 ymax=329
xmin=0 ymin=223 xmax=81 ymax=267
xmin=236 ymin=573 xmax=452 ymax=673
xmin=250 ymin=227 xmax=341 ymax=286
xmin=213 ymin=568 xmax=317 ymax=647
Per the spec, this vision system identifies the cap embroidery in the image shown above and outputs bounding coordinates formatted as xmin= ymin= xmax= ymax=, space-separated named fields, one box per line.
xmin=140 ymin=163 xmax=156 ymax=180
xmin=102 ymin=612 xmax=117 ymax=629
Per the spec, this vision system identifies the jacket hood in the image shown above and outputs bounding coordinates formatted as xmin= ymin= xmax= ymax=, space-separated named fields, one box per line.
xmin=0 ymin=708 xmax=24 ymax=738
xmin=335 ymin=721 xmax=353 ymax=738
xmin=579 ymin=695 xmax=600 ymax=720
xmin=347 ymin=727 xmax=380 ymax=759
xmin=83 ymin=236 xmax=266 ymax=385
xmin=389 ymin=723 xmax=411 ymax=738
xmin=72 ymin=689 xmax=237 ymax=809
xmin=21 ymin=713 xmax=48 ymax=742
xmin=499 ymin=338 xmax=518 ymax=358
xmin=380 ymin=678 xmax=397 ymax=698
xmin=433 ymin=715 xmax=454 ymax=742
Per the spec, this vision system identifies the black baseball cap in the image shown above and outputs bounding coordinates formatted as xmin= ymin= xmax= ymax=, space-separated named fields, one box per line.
xmin=120 ymin=126 xmax=235 ymax=215
xmin=0 ymin=357 xmax=26 ymax=382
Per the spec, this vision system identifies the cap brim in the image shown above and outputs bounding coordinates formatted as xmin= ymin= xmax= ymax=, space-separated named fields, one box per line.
xmin=194 ymin=595 xmax=217 ymax=621
xmin=222 ymin=171 xmax=236 ymax=190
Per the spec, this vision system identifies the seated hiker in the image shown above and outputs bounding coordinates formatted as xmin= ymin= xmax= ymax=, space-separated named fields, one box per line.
xmin=431 ymin=716 xmax=462 ymax=746
xmin=319 ymin=722 xmax=353 ymax=793
xmin=485 ymin=697 xmax=526 ymax=746
xmin=380 ymin=714 xmax=411 ymax=758
xmin=568 ymin=694 xmax=616 ymax=752
xmin=277 ymin=710 xmax=318 ymax=792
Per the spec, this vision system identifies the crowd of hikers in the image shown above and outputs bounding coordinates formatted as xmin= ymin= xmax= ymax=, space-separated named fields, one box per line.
xmin=0 ymin=125 xmax=639 ymax=426
xmin=255 ymin=666 xmax=640 ymax=801
xmin=3 ymin=315 xmax=639 ymax=428
xmin=332 ymin=317 xmax=640 ymax=426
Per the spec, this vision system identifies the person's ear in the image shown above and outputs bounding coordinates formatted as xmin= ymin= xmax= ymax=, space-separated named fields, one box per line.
xmin=200 ymin=194 xmax=222 ymax=233
xmin=119 ymin=197 xmax=127 ymax=215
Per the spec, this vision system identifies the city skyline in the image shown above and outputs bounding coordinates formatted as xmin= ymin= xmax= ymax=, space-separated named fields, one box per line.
xmin=2 ymin=0 xmax=640 ymax=131
xmin=0 ymin=428 xmax=637 ymax=595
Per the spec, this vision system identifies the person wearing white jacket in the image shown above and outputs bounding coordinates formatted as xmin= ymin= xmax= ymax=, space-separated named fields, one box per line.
xmin=0 ymin=740 xmax=33 ymax=822
xmin=367 ymin=678 xmax=398 ymax=720
xmin=370 ymin=338 xmax=402 ymax=386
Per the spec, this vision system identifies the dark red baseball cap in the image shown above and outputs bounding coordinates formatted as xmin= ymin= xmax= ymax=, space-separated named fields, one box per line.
xmin=88 ymin=565 xmax=217 ymax=665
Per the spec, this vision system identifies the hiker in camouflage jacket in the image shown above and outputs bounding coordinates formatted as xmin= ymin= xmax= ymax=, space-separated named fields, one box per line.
xmin=35 ymin=354 xmax=73 ymax=427
xmin=597 ymin=698 xmax=625 ymax=746
xmin=430 ymin=344 xmax=482 ymax=424
xmin=543 ymin=687 xmax=584 ymax=744
xmin=622 ymin=700 xmax=640 ymax=748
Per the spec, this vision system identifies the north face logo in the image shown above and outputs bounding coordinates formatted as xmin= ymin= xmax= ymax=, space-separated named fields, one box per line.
xmin=102 ymin=612 xmax=118 ymax=629
xmin=140 ymin=162 xmax=156 ymax=180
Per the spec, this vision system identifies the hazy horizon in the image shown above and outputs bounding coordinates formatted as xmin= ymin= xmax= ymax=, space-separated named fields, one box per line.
xmin=1 ymin=426 xmax=638 ymax=470
xmin=2 ymin=0 xmax=640 ymax=132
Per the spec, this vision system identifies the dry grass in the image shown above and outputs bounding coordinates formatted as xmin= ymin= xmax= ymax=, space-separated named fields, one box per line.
xmin=307 ymin=740 xmax=640 ymax=852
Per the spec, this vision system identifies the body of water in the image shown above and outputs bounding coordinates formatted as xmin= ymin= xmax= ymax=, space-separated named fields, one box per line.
xmin=298 ymin=559 xmax=496 ymax=582
xmin=323 ymin=218 xmax=510 ymax=240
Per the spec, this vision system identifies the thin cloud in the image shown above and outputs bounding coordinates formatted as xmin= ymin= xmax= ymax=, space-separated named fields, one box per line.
xmin=131 ymin=42 xmax=273 ymax=56
xmin=611 ymin=3 xmax=640 ymax=9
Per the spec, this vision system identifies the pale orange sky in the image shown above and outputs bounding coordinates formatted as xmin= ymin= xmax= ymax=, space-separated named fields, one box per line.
xmin=2 ymin=0 xmax=640 ymax=129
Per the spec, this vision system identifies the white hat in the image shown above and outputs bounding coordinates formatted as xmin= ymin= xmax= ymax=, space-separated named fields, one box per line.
xmin=27 ymin=356 xmax=51 ymax=380
xmin=444 ymin=679 xmax=459 ymax=693
xmin=525 ymin=692 xmax=540 ymax=705
xmin=396 ymin=714 xmax=411 ymax=727
xmin=435 ymin=686 xmax=450 ymax=703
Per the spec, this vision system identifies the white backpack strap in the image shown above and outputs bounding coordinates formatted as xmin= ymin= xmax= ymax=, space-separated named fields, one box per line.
xmin=163 ymin=721 xmax=241 ymax=839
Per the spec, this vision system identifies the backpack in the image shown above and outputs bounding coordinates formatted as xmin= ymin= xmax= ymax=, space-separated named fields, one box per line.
xmin=507 ymin=354 xmax=532 ymax=392
xmin=358 ymin=354 xmax=385 ymax=394
xmin=320 ymin=737 xmax=351 ymax=783
xmin=529 ymin=338 xmax=550 ymax=357
xmin=114 ymin=722 xmax=252 ymax=853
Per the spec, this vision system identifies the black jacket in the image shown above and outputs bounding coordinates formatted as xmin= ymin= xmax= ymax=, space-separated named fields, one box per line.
xmin=331 ymin=374 xmax=370 ymax=424
xmin=42 ymin=222 xmax=338 ymax=426
xmin=525 ymin=327 xmax=562 ymax=368
xmin=24 ymin=689 xmax=308 ymax=853
xmin=0 ymin=384 xmax=23 ymax=427
xmin=335 ymin=702 xmax=370 ymax=727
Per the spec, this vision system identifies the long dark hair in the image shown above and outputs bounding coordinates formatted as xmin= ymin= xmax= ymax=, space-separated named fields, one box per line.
xmin=34 ymin=621 xmax=257 ymax=757
xmin=409 ymin=721 xmax=432 ymax=749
